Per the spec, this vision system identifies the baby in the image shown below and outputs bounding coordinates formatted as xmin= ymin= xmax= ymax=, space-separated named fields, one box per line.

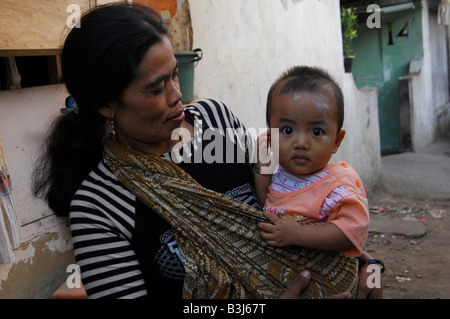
xmin=254 ymin=66 xmax=369 ymax=257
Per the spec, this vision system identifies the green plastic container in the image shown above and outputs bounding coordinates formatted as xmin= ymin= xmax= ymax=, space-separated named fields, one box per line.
xmin=175 ymin=49 xmax=202 ymax=104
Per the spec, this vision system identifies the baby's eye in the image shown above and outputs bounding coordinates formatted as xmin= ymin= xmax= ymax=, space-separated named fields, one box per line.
xmin=281 ymin=126 xmax=293 ymax=135
xmin=311 ymin=128 xmax=324 ymax=136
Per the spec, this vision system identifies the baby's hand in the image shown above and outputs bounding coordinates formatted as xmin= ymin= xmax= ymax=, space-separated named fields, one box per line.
xmin=258 ymin=211 xmax=301 ymax=247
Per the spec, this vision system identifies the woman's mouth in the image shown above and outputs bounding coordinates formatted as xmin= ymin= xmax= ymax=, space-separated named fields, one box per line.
xmin=167 ymin=110 xmax=185 ymax=122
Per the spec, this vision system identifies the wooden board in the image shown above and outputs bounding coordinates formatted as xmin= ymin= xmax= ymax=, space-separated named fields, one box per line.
xmin=0 ymin=0 xmax=94 ymax=56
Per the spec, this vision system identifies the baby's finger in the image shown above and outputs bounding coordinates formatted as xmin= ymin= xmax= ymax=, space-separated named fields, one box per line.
xmin=258 ymin=221 xmax=274 ymax=233
xmin=263 ymin=211 xmax=280 ymax=224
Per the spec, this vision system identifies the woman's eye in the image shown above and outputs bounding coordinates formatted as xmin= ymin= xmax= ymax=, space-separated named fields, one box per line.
xmin=312 ymin=128 xmax=323 ymax=136
xmin=147 ymin=83 xmax=165 ymax=95
xmin=281 ymin=126 xmax=293 ymax=135
xmin=151 ymin=88 xmax=164 ymax=95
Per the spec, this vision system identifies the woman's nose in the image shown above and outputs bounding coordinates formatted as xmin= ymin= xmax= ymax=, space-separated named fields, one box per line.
xmin=168 ymin=78 xmax=183 ymax=106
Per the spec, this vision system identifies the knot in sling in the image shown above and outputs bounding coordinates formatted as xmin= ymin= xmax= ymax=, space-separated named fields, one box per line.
xmin=104 ymin=140 xmax=358 ymax=299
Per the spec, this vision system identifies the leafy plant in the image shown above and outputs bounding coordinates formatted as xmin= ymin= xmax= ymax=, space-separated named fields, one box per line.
xmin=341 ymin=7 xmax=358 ymax=58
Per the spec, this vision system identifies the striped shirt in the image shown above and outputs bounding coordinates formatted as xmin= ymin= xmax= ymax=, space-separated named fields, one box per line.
xmin=69 ymin=100 xmax=260 ymax=298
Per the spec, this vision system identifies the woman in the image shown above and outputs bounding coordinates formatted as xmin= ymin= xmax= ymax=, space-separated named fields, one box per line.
xmin=33 ymin=3 xmax=381 ymax=299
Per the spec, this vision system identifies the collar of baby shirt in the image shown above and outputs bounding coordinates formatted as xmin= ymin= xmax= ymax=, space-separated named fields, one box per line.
xmin=270 ymin=165 xmax=330 ymax=194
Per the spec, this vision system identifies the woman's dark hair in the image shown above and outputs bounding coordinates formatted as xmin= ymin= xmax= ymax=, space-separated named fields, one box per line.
xmin=266 ymin=66 xmax=344 ymax=133
xmin=32 ymin=3 xmax=168 ymax=216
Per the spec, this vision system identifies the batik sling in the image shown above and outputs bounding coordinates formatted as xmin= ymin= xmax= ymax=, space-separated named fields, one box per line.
xmin=104 ymin=140 xmax=358 ymax=299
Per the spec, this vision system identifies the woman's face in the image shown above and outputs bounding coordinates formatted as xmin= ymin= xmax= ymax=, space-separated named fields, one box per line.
xmin=107 ymin=36 xmax=185 ymax=154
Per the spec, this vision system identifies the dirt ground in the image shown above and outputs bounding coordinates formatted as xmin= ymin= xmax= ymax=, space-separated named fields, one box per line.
xmin=366 ymin=187 xmax=450 ymax=299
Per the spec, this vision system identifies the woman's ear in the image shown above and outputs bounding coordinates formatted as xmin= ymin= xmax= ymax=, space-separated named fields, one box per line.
xmin=98 ymin=102 xmax=117 ymax=119
xmin=333 ymin=129 xmax=346 ymax=154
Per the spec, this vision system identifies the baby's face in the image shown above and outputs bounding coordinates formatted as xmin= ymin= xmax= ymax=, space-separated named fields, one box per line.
xmin=269 ymin=91 xmax=345 ymax=175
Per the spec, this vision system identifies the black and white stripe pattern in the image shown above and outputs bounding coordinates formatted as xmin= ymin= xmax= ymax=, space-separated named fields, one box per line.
xmin=70 ymin=162 xmax=147 ymax=298
xmin=190 ymin=99 xmax=256 ymax=155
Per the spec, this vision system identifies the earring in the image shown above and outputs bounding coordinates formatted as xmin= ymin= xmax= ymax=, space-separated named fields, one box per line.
xmin=110 ymin=118 xmax=116 ymax=138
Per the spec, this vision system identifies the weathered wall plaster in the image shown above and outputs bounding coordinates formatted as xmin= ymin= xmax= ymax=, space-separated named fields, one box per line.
xmin=0 ymin=84 xmax=73 ymax=298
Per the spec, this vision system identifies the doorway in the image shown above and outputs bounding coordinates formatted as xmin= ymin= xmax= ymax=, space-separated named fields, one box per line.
xmin=352 ymin=4 xmax=424 ymax=154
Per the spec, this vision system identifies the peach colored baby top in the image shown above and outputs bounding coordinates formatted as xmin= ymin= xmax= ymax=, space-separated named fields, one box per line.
xmin=264 ymin=162 xmax=369 ymax=256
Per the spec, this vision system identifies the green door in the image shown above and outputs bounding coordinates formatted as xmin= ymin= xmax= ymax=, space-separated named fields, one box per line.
xmin=352 ymin=4 xmax=424 ymax=154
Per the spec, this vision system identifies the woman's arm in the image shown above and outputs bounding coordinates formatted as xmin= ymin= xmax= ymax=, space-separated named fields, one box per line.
xmin=70 ymin=208 xmax=148 ymax=298
xmin=69 ymin=164 xmax=148 ymax=299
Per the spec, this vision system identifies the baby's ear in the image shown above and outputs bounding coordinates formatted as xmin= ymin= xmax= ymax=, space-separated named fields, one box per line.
xmin=333 ymin=129 xmax=346 ymax=154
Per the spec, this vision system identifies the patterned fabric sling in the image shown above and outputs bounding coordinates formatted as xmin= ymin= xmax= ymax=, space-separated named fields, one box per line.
xmin=104 ymin=140 xmax=359 ymax=299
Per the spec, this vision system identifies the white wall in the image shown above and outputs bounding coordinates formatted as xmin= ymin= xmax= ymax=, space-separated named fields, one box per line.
xmin=340 ymin=75 xmax=381 ymax=187
xmin=429 ymin=12 xmax=449 ymax=111
xmin=189 ymin=0 xmax=381 ymax=187
xmin=0 ymin=85 xmax=73 ymax=297
xmin=0 ymin=85 xmax=68 ymax=242
xmin=190 ymin=0 xmax=344 ymax=129
xmin=409 ymin=1 xmax=450 ymax=152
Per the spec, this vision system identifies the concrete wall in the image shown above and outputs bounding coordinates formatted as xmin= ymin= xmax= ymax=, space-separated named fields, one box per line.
xmin=189 ymin=0 xmax=344 ymax=129
xmin=189 ymin=0 xmax=381 ymax=187
xmin=0 ymin=85 xmax=74 ymax=298
xmin=340 ymin=75 xmax=381 ymax=188
xmin=409 ymin=1 xmax=450 ymax=152
xmin=426 ymin=2 xmax=450 ymax=138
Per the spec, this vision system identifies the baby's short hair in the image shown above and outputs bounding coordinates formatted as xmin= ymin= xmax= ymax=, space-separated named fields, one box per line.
xmin=266 ymin=66 xmax=344 ymax=132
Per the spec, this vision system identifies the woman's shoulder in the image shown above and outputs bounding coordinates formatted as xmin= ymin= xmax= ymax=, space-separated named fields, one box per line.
xmin=83 ymin=160 xmax=132 ymax=194
xmin=71 ymin=160 xmax=136 ymax=216
xmin=70 ymin=160 xmax=137 ymax=239
xmin=185 ymin=99 xmax=243 ymax=130
xmin=185 ymin=99 xmax=227 ymax=117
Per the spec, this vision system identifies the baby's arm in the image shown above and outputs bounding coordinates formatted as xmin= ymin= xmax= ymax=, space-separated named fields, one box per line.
xmin=258 ymin=211 xmax=355 ymax=250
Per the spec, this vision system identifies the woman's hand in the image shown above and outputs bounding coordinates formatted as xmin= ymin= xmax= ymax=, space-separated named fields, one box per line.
xmin=357 ymin=264 xmax=383 ymax=298
xmin=356 ymin=252 xmax=383 ymax=299
xmin=280 ymin=271 xmax=352 ymax=299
